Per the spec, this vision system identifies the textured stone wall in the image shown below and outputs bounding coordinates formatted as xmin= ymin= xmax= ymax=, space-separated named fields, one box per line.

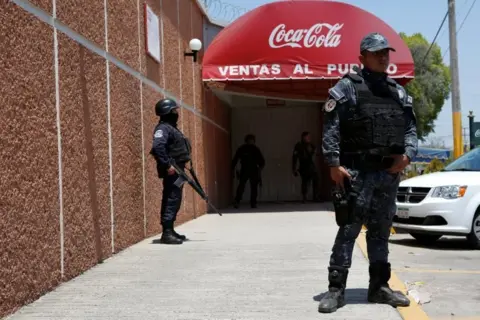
xmin=0 ymin=0 xmax=230 ymax=317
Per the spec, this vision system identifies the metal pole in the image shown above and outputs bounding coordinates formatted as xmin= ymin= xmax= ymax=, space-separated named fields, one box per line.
xmin=468 ymin=111 xmax=475 ymax=150
xmin=448 ymin=0 xmax=463 ymax=158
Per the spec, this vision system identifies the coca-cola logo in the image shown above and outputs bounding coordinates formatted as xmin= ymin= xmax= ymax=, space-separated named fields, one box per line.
xmin=268 ymin=23 xmax=344 ymax=49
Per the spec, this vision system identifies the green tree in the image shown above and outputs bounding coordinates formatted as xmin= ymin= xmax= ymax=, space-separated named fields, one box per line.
xmin=399 ymin=33 xmax=451 ymax=140
xmin=424 ymin=158 xmax=446 ymax=173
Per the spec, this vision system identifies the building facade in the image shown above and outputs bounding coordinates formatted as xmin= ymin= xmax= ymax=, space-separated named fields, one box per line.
xmin=1 ymin=0 xmax=417 ymax=316
xmin=0 ymin=0 xmax=230 ymax=317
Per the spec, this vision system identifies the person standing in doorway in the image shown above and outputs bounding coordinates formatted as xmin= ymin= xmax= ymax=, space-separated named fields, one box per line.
xmin=232 ymin=134 xmax=265 ymax=209
xmin=292 ymin=131 xmax=320 ymax=202
xmin=317 ymin=32 xmax=417 ymax=313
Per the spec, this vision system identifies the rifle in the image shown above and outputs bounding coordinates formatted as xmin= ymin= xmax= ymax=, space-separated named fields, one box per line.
xmin=171 ymin=162 xmax=222 ymax=216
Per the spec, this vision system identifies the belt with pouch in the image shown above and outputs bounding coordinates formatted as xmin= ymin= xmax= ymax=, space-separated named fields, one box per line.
xmin=341 ymin=153 xmax=395 ymax=171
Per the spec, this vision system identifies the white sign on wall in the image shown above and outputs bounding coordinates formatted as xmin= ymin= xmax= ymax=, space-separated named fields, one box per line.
xmin=145 ymin=4 xmax=161 ymax=63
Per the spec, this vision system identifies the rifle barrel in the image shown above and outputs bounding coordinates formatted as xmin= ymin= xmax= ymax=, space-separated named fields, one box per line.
xmin=172 ymin=163 xmax=222 ymax=216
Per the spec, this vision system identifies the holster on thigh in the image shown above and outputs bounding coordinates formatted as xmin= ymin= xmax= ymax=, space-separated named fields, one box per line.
xmin=332 ymin=178 xmax=357 ymax=227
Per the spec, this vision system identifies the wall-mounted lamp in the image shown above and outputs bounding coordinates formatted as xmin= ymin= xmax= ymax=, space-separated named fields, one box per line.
xmin=184 ymin=38 xmax=202 ymax=63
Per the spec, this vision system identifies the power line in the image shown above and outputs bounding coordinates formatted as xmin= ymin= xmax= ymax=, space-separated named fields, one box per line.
xmin=442 ymin=0 xmax=478 ymax=59
xmin=420 ymin=10 xmax=449 ymax=66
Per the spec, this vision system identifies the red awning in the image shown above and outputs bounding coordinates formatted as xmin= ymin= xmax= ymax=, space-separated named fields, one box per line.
xmin=202 ymin=0 xmax=415 ymax=83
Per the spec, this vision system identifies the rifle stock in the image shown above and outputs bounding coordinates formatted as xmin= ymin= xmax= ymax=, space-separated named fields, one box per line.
xmin=171 ymin=162 xmax=222 ymax=216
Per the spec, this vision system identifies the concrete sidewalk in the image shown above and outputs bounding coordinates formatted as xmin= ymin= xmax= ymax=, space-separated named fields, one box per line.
xmin=7 ymin=204 xmax=403 ymax=320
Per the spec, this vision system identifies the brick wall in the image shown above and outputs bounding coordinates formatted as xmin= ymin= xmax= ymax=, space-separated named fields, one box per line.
xmin=0 ymin=0 xmax=230 ymax=317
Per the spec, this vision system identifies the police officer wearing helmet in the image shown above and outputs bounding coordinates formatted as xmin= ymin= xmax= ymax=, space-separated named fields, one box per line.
xmin=317 ymin=32 xmax=418 ymax=313
xmin=150 ymin=98 xmax=192 ymax=245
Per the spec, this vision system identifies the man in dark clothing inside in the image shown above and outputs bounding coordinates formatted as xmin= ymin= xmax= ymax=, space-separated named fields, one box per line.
xmin=292 ymin=131 xmax=320 ymax=203
xmin=232 ymin=134 xmax=265 ymax=209
xmin=150 ymin=98 xmax=192 ymax=245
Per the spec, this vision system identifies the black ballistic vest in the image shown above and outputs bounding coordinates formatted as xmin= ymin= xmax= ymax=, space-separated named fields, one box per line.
xmin=166 ymin=122 xmax=191 ymax=164
xmin=340 ymin=73 xmax=406 ymax=156
xmin=295 ymin=142 xmax=316 ymax=171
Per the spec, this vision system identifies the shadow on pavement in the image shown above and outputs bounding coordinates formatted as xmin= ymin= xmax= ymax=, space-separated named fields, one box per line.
xmin=389 ymin=236 xmax=476 ymax=251
xmin=207 ymin=201 xmax=334 ymax=215
xmin=313 ymin=288 xmax=369 ymax=305
xmin=150 ymin=238 xmax=209 ymax=244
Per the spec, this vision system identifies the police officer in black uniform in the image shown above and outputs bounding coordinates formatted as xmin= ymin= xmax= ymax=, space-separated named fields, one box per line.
xmin=150 ymin=98 xmax=192 ymax=245
xmin=317 ymin=32 xmax=417 ymax=313
xmin=232 ymin=134 xmax=265 ymax=209
xmin=292 ymin=131 xmax=320 ymax=202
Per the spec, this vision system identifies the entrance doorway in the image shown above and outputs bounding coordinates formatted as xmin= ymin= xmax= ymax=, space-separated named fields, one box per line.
xmin=225 ymin=92 xmax=327 ymax=204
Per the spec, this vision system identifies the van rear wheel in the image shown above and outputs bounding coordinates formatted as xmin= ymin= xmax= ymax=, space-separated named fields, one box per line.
xmin=410 ymin=233 xmax=442 ymax=244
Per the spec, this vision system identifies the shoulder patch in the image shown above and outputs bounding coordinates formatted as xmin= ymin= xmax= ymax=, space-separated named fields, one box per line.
xmin=323 ymin=99 xmax=336 ymax=112
xmin=154 ymin=129 xmax=163 ymax=138
xmin=397 ymin=88 xmax=405 ymax=100
xmin=407 ymin=95 xmax=413 ymax=104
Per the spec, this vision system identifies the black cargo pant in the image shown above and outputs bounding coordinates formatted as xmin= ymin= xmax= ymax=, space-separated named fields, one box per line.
xmin=160 ymin=165 xmax=185 ymax=225
xmin=329 ymin=168 xmax=400 ymax=268
xmin=235 ymin=170 xmax=260 ymax=206
xmin=300 ymin=170 xmax=319 ymax=199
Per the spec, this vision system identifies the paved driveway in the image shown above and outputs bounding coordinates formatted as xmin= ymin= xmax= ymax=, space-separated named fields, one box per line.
xmin=389 ymin=233 xmax=480 ymax=320
xmin=8 ymin=202 xmax=475 ymax=320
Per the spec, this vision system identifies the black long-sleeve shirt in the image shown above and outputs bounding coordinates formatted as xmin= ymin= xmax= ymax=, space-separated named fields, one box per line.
xmin=232 ymin=144 xmax=265 ymax=172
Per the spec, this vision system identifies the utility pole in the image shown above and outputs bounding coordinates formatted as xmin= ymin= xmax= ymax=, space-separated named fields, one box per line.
xmin=448 ymin=0 xmax=463 ymax=158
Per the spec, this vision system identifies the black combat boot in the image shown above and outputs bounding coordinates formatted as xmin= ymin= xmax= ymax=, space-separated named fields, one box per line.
xmin=172 ymin=228 xmax=187 ymax=241
xmin=367 ymin=262 xmax=410 ymax=307
xmin=160 ymin=221 xmax=183 ymax=245
xmin=318 ymin=266 xmax=348 ymax=313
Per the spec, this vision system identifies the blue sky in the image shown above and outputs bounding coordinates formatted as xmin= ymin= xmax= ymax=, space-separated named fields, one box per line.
xmin=213 ymin=0 xmax=479 ymax=148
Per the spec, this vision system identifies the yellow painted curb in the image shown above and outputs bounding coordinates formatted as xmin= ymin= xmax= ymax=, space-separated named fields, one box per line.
xmin=362 ymin=224 xmax=396 ymax=234
xmin=356 ymin=232 xmax=430 ymax=320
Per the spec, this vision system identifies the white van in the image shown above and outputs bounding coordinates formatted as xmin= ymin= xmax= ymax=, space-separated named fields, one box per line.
xmin=393 ymin=148 xmax=480 ymax=249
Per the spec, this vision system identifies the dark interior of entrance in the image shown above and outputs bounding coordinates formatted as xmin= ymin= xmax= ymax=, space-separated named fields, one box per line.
xmin=210 ymin=80 xmax=334 ymax=205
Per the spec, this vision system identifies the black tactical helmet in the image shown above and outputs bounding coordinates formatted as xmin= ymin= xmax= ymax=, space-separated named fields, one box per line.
xmin=155 ymin=98 xmax=179 ymax=116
